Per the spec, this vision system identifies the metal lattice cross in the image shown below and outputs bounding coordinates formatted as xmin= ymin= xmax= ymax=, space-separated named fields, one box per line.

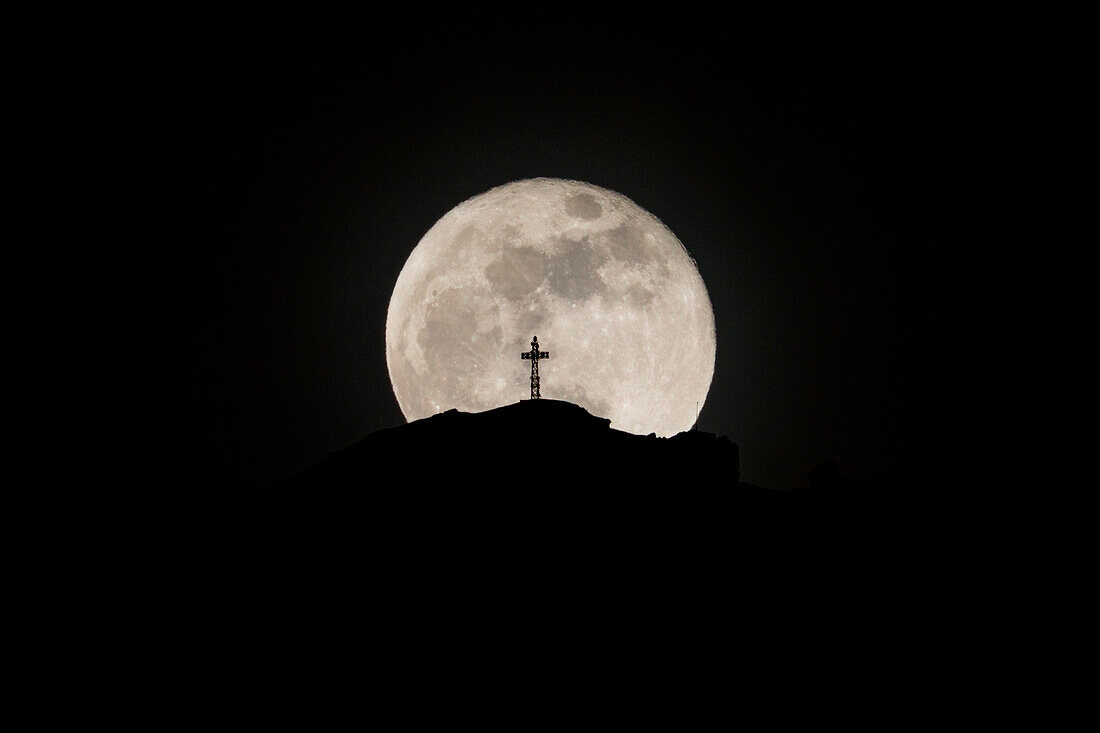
xmin=520 ymin=335 xmax=549 ymax=399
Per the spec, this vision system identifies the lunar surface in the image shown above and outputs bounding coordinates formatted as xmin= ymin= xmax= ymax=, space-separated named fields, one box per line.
xmin=385 ymin=178 xmax=716 ymax=437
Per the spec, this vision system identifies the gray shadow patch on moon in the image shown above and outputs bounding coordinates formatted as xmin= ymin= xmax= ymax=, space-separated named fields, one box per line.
xmin=624 ymin=283 xmax=656 ymax=308
xmin=418 ymin=288 xmax=476 ymax=368
xmin=453 ymin=223 xmax=482 ymax=258
xmin=603 ymin=223 xmax=667 ymax=272
xmin=514 ymin=310 xmax=547 ymax=341
xmin=564 ymin=193 xmax=603 ymax=220
xmin=547 ymin=236 xmax=608 ymax=301
xmin=413 ymin=286 xmax=505 ymax=411
xmin=484 ymin=247 xmax=547 ymax=300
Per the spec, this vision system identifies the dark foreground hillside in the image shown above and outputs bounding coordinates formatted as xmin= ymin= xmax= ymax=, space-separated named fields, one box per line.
xmin=188 ymin=400 xmax=982 ymax=688
xmin=195 ymin=399 xmax=976 ymax=575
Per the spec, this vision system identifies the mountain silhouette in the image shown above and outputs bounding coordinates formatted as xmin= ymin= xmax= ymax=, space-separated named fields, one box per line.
xmin=196 ymin=399 xmax=973 ymax=571
xmin=189 ymin=399 xmax=979 ymax=676
xmin=201 ymin=399 xmax=754 ymax=539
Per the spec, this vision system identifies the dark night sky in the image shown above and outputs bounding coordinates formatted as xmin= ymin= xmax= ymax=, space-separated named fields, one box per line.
xmin=157 ymin=8 xmax=988 ymax=509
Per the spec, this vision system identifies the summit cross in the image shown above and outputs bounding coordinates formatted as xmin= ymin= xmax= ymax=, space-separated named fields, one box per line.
xmin=520 ymin=335 xmax=549 ymax=399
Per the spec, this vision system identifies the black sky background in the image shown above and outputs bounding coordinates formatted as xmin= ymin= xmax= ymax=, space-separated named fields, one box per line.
xmin=157 ymin=8 xmax=990 ymax=510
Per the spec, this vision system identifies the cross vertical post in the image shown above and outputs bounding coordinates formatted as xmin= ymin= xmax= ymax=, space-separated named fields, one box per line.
xmin=520 ymin=335 xmax=549 ymax=399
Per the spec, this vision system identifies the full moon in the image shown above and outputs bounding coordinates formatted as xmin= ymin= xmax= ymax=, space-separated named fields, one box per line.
xmin=385 ymin=178 xmax=716 ymax=437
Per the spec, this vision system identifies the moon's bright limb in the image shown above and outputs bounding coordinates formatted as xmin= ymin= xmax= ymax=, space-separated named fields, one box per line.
xmin=385 ymin=178 xmax=716 ymax=437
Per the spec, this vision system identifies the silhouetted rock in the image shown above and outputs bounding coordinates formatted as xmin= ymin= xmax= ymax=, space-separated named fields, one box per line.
xmin=204 ymin=399 xmax=757 ymax=536
xmin=187 ymin=400 xmax=984 ymax=679
xmin=194 ymin=399 xmax=976 ymax=606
